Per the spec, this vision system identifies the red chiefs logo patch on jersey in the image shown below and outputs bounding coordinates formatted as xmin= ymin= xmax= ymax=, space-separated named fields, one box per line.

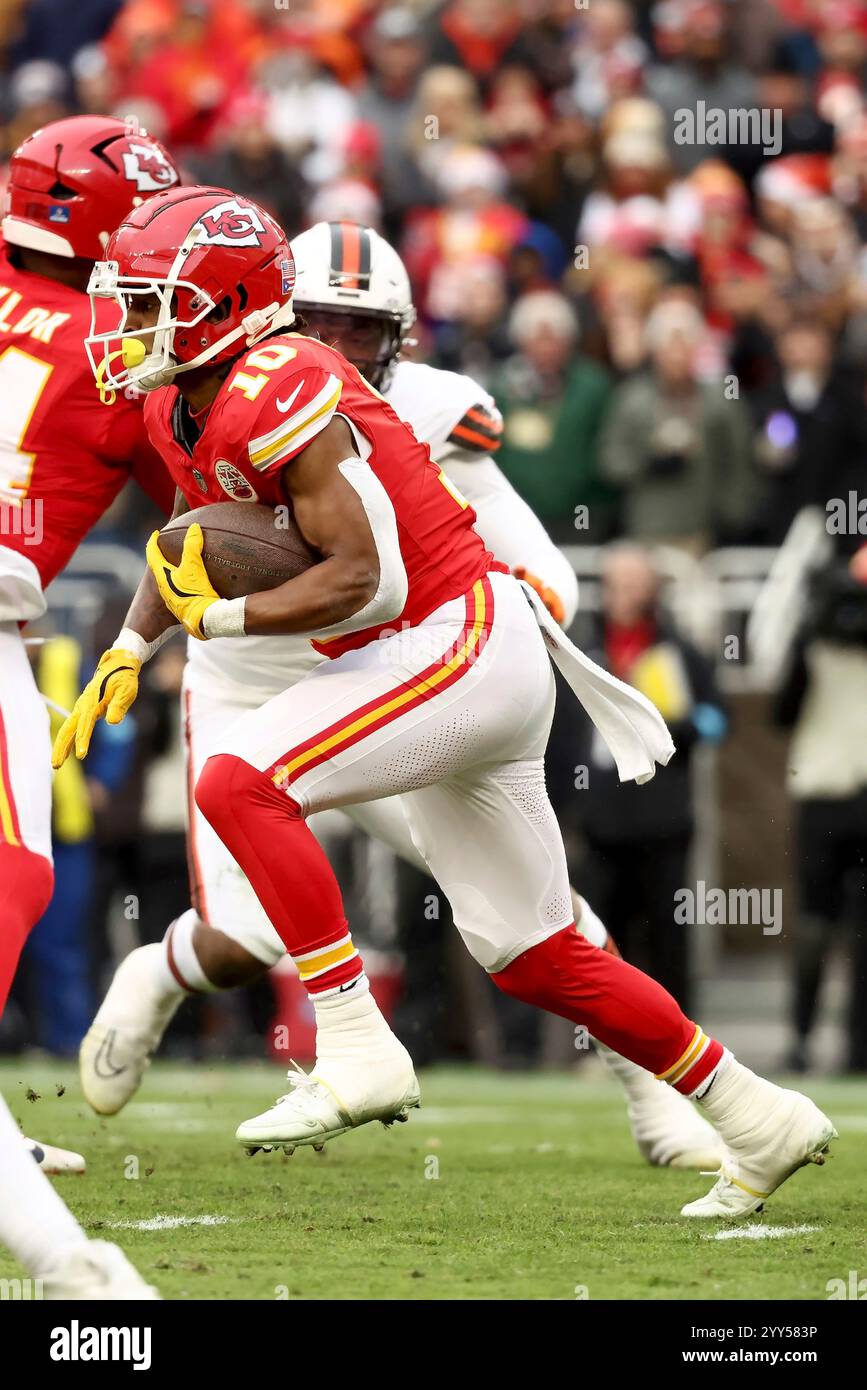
xmin=196 ymin=200 xmax=266 ymax=249
xmin=215 ymin=460 xmax=258 ymax=502
xmin=120 ymin=140 xmax=178 ymax=193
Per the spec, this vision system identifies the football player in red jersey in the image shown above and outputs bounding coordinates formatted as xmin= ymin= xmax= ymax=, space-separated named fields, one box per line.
xmin=0 ymin=115 xmax=177 ymax=1298
xmin=77 ymin=219 xmax=723 ymax=1177
xmin=61 ymin=186 xmax=836 ymax=1220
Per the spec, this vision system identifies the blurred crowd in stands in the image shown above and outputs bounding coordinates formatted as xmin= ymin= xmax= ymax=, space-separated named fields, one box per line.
xmin=1 ymin=0 xmax=866 ymax=1074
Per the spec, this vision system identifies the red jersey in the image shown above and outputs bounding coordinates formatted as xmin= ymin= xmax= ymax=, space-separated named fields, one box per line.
xmin=144 ymin=334 xmax=502 ymax=657
xmin=0 ymin=239 xmax=175 ymax=591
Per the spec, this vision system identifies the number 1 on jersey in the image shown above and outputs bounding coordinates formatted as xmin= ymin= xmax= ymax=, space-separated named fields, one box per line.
xmin=0 ymin=346 xmax=53 ymax=504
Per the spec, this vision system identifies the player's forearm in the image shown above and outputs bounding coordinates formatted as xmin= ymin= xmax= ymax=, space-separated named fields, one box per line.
xmin=117 ymin=488 xmax=188 ymax=657
xmin=242 ymin=557 xmax=379 ymax=636
xmin=115 ymin=566 xmax=181 ymax=659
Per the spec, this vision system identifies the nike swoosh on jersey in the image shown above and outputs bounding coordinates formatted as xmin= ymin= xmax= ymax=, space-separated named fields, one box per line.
xmin=276 ymin=380 xmax=306 ymax=413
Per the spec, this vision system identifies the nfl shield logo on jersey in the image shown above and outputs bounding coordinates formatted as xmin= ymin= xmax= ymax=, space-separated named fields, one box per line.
xmin=215 ymin=460 xmax=258 ymax=502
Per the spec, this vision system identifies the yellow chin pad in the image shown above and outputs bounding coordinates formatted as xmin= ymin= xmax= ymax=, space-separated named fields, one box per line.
xmin=121 ymin=338 xmax=147 ymax=369
xmin=95 ymin=339 xmax=147 ymax=405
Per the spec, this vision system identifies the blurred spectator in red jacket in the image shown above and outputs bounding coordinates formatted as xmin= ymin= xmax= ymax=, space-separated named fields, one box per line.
xmin=112 ymin=0 xmax=249 ymax=149
xmin=402 ymin=144 xmax=528 ymax=324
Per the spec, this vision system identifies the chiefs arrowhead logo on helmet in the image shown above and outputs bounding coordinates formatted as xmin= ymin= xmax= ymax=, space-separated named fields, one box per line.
xmin=196 ymin=198 xmax=266 ymax=248
xmin=121 ymin=139 xmax=178 ymax=194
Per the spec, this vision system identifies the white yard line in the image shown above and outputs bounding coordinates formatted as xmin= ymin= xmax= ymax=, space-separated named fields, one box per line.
xmin=108 ymin=1215 xmax=234 ymax=1232
xmin=702 ymin=1224 xmax=821 ymax=1242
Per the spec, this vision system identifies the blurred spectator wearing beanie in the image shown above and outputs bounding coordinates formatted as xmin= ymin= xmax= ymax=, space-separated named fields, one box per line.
xmin=188 ymin=92 xmax=306 ymax=236
xmin=2 ymin=60 xmax=70 ymax=151
xmin=405 ymin=66 xmax=486 ymax=182
xmin=759 ymin=39 xmax=836 ymax=158
xmin=578 ymin=111 xmax=701 ymax=258
xmin=433 ymin=257 xmax=511 ymax=388
xmin=427 ymin=0 xmax=536 ymax=92
xmin=570 ymin=0 xmax=648 ymax=122
xmin=70 ymin=44 xmax=118 ymax=118
xmin=308 ymin=172 xmax=383 ymax=232
xmin=548 ymin=542 xmax=727 ymax=1012
xmin=754 ymin=151 xmax=833 ymax=247
xmin=748 ymin=317 xmax=865 ymax=545
xmin=816 ymin=1 xmax=867 ymax=84
xmin=493 ymin=289 xmax=613 ymax=544
xmin=259 ymin=39 xmax=357 ymax=187
xmin=484 ymin=65 xmax=549 ymax=187
xmin=582 ymin=253 xmax=664 ymax=375
xmin=598 ymin=299 xmax=754 ymax=553
xmin=688 ymin=160 xmax=775 ymax=350
xmin=510 ymin=222 xmax=569 ymax=293
xmin=646 ymin=0 xmax=757 ymax=174
xmin=357 ymin=7 xmax=425 ymax=160
xmin=787 ymin=197 xmax=867 ymax=334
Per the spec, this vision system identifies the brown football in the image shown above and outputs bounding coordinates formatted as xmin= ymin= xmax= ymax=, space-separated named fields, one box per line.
xmin=157 ymin=501 xmax=319 ymax=599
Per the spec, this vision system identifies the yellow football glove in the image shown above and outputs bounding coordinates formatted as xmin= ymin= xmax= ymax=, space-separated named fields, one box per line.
xmin=51 ymin=647 xmax=142 ymax=767
xmin=146 ymin=523 xmax=219 ymax=640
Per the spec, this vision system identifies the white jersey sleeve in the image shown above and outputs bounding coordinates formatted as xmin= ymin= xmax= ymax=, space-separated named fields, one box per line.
xmin=386 ymin=360 xmax=578 ymax=625
xmin=385 ymin=361 xmax=502 ymax=463
xmin=446 ymin=456 xmax=579 ymax=626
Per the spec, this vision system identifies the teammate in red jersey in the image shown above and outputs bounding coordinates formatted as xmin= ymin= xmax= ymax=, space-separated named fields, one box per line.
xmin=0 ymin=115 xmax=177 ymax=1299
xmin=61 ymin=186 xmax=836 ymax=1220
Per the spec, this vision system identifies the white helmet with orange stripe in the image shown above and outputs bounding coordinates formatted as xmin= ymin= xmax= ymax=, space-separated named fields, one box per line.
xmin=290 ymin=221 xmax=416 ymax=389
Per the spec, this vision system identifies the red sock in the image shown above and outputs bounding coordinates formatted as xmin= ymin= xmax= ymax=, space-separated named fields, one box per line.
xmin=493 ymin=925 xmax=723 ymax=1089
xmin=195 ymin=753 xmax=363 ymax=996
xmin=0 ymin=842 xmax=53 ymax=1014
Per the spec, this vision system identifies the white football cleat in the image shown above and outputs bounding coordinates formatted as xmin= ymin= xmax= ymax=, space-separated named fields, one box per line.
xmin=25 ymin=1137 xmax=86 ymax=1175
xmin=42 ymin=1240 xmax=160 ymax=1300
xmin=628 ymin=1085 xmax=725 ymax=1171
xmin=79 ymin=944 xmax=182 ymax=1115
xmin=593 ymin=1040 xmax=724 ymax=1170
xmin=237 ymin=1049 xmax=420 ymax=1155
xmin=682 ymin=1062 xmax=837 ymax=1218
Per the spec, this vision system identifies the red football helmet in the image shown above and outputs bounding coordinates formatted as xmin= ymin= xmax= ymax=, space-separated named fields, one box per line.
xmin=86 ymin=185 xmax=297 ymax=394
xmin=2 ymin=115 xmax=179 ymax=262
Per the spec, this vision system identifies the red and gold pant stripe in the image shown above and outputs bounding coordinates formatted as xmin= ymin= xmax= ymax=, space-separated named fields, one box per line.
xmin=293 ymin=932 xmax=358 ymax=984
xmin=269 ymin=577 xmax=494 ymax=791
xmin=657 ymin=1023 xmax=725 ymax=1096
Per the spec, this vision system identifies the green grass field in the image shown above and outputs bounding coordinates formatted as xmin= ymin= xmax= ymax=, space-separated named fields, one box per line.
xmin=1 ymin=1060 xmax=864 ymax=1300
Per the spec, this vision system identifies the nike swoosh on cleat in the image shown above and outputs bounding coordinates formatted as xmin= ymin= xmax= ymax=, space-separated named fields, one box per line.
xmin=275 ymin=380 xmax=305 ymax=413
xmin=93 ymin=1029 xmax=128 ymax=1079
